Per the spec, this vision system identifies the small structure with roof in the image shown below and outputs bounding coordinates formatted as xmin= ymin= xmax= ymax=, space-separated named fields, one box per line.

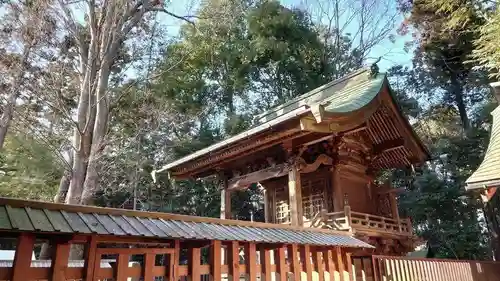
xmin=466 ymin=81 xmax=500 ymax=260
xmin=156 ymin=66 xmax=429 ymax=256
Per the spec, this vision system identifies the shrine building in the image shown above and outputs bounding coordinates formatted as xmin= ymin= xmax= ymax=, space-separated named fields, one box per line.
xmin=157 ymin=66 xmax=429 ymax=256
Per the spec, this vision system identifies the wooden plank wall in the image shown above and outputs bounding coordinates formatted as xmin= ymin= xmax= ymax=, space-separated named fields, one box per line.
xmin=370 ymin=255 xmax=500 ymax=281
xmin=0 ymin=234 xmax=356 ymax=281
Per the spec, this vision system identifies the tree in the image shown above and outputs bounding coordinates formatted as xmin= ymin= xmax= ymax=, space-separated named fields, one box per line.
xmin=0 ymin=1 xmax=58 ymax=148
xmin=397 ymin=0 xmax=488 ymax=130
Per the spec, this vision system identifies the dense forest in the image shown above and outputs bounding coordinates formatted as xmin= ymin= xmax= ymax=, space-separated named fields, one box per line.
xmin=1 ymin=0 xmax=500 ymax=260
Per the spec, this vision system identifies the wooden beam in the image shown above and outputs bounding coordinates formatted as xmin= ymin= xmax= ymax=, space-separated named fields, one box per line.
xmin=260 ymin=246 xmax=272 ymax=281
xmin=11 ymin=233 xmax=35 ymax=281
xmin=276 ymin=246 xmax=287 ymax=281
xmin=244 ymin=243 xmax=257 ymax=281
xmin=288 ymin=167 xmax=303 ymax=226
xmin=298 ymin=154 xmax=333 ymax=174
xmin=210 ymin=241 xmax=222 ymax=281
xmin=228 ymin=164 xmax=288 ymax=190
xmin=227 ymin=241 xmax=240 ymax=281
xmin=51 ymin=242 xmax=71 ymax=281
xmin=300 ymin=117 xmax=332 ymax=133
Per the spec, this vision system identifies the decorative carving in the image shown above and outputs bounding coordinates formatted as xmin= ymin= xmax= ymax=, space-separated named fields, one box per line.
xmin=296 ymin=154 xmax=333 ymax=174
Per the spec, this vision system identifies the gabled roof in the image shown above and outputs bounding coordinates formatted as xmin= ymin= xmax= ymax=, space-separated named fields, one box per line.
xmin=255 ymin=68 xmax=385 ymax=124
xmin=466 ymin=106 xmax=500 ymax=190
xmin=0 ymin=197 xmax=373 ymax=248
xmin=158 ymin=68 xmax=387 ymax=173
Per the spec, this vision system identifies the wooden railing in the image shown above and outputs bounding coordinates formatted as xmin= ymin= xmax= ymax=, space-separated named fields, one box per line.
xmin=314 ymin=206 xmax=413 ymax=235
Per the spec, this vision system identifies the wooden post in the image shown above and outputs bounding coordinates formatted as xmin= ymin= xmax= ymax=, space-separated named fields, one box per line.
xmin=245 ymin=243 xmax=257 ymax=281
xmin=332 ymin=168 xmax=343 ymax=212
xmin=260 ymin=246 xmax=272 ymax=281
xmin=168 ymin=240 xmax=180 ymax=281
xmin=227 ymin=241 xmax=240 ymax=281
xmin=210 ymin=241 xmax=222 ymax=281
xmin=220 ymin=176 xmax=231 ymax=219
xmin=345 ymin=252 xmax=353 ymax=281
xmin=11 ymin=233 xmax=35 ymax=281
xmin=276 ymin=246 xmax=287 ymax=281
xmin=144 ymin=253 xmax=155 ymax=281
xmin=288 ymin=244 xmax=301 ymax=281
xmin=288 ymin=167 xmax=303 ymax=226
xmin=323 ymin=249 xmax=336 ymax=281
xmin=263 ymin=187 xmax=270 ymax=223
xmin=335 ymin=247 xmax=346 ymax=281
xmin=313 ymin=249 xmax=325 ymax=281
xmin=51 ymin=241 xmax=71 ymax=281
xmin=301 ymin=245 xmax=313 ymax=281
xmin=344 ymin=205 xmax=352 ymax=230
xmin=84 ymin=236 xmax=98 ymax=281
xmin=115 ymin=254 xmax=129 ymax=281
xmin=189 ymin=247 xmax=201 ymax=281
xmin=388 ymin=193 xmax=401 ymax=232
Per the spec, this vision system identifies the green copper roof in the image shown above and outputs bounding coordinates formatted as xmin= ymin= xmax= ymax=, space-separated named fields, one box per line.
xmin=256 ymin=68 xmax=385 ymax=124
xmin=466 ymin=106 xmax=500 ymax=189
xmin=158 ymin=68 xmax=386 ymax=173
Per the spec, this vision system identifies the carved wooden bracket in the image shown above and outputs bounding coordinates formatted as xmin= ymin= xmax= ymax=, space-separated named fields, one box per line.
xmin=296 ymin=154 xmax=333 ymax=174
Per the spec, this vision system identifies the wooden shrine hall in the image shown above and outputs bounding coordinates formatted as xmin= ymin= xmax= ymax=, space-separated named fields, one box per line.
xmin=157 ymin=67 xmax=429 ymax=256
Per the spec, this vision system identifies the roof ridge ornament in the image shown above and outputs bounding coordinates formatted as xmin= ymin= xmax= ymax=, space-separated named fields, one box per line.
xmin=370 ymin=57 xmax=382 ymax=78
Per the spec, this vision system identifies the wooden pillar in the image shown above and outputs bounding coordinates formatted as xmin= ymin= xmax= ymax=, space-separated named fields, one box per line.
xmin=301 ymin=245 xmax=313 ymax=281
xmin=245 ymin=243 xmax=257 ymax=281
xmin=332 ymin=167 xmax=343 ymax=212
xmin=288 ymin=167 xmax=303 ymax=226
xmin=276 ymin=246 xmax=287 ymax=281
xmin=84 ymin=236 xmax=98 ymax=281
xmin=51 ymin=241 xmax=71 ymax=281
xmin=11 ymin=233 xmax=35 ymax=281
xmin=288 ymin=244 xmax=301 ymax=281
xmin=313 ymin=249 xmax=325 ymax=281
xmin=168 ymin=240 xmax=180 ymax=281
xmin=227 ymin=241 xmax=240 ymax=281
xmin=345 ymin=252 xmax=353 ymax=281
xmin=260 ymin=246 xmax=272 ymax=281
xmin=210 ymin=241 xmax=222 ymax=281
xmin=220 ymin=177 xmax=231 ymax=219
xmin=389 ymin=193 xmax=401 ymax=229
xmin=144 ymin=253 xmax=155 ymax=281
xmin=335 ymin=247 xmax=346 ymax=281
xmin=189 ymin=247 xmax=201 ymax=281
xmin=263 ymin=187 xmax=270 ymax=223
xmin=115 ymin=253 xmax=129 ymax=281
xmin=323 ymin=248 xmax=337 ymax=281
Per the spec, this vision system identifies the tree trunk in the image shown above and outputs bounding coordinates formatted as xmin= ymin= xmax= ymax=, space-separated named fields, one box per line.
xmin=81 ymin=61 xmax=112 ymax=205
xmin=0 ymin=47 xmax=31 ymax=149
xmin=450 ymin=75 xmax=469 ymax=130
xmin=66 ymin=35 xmax=98 ymax=204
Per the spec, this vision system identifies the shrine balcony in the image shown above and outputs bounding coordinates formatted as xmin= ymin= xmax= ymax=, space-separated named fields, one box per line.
xmin=305 ymin=205 xmax=413 ymax=237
